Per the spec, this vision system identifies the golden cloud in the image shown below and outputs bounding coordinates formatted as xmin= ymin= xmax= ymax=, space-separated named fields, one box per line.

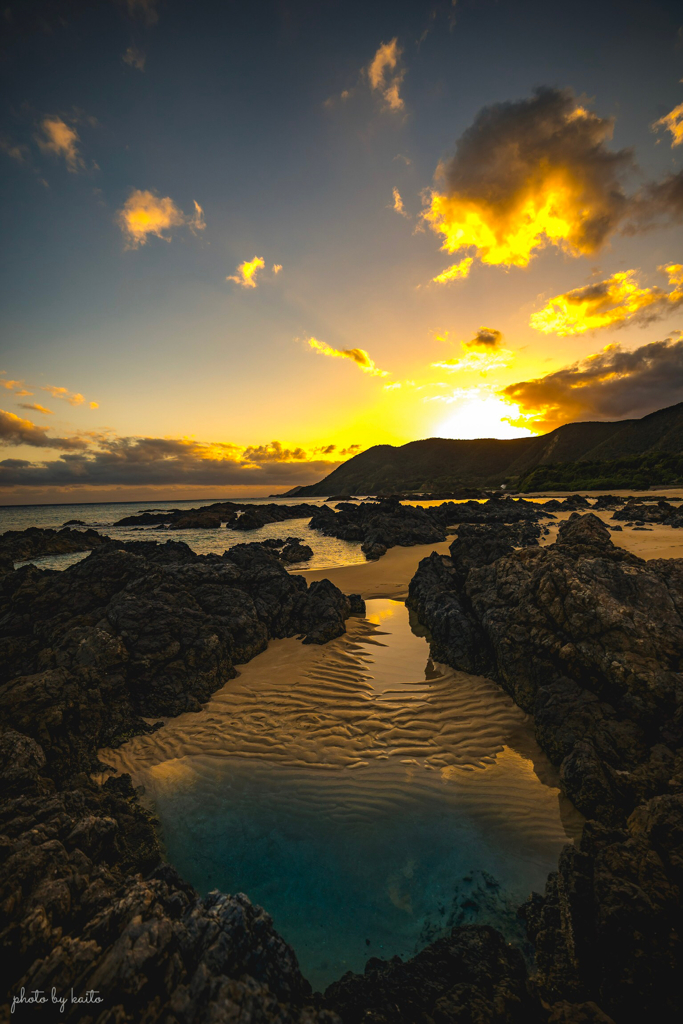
xmin=530 ymin=264 xmax=683 ymax=335
xmin=500 ymin=333 xmax=683 ymax=431
xmin=19 ymin=403 xmax=53 ymax=414
xmin=432 ymin=327 xmax=511 ymax=375
xmin=392 ymin=187 xmax=408 ymax=217
xmin=432 ymin=258 xmax=473 ymax=284
xmin=117 ymin=190 xmax=205 ymax=248
xmin=0 ymin=378 xmax=32 ymax=397
xmin=307 ymin=337 xmax=389 ymax=377
xmin=423 ymin=88 xmax=634 ymax=277
xmin=272 ymin=263 xmax=283 ymax=274
xmin=36 ymin=116 xmax=83 ymax=172
xmin=654 ymin=101 xmax=683 ymax=147
xmin=227 ymin=256 xmax=265 ymax=288
xmin=0 ymin=410 xmax=87 ymax=450
xmin=41 ymin=385 xmax=86 ymax=406
xmin=368 ymin=38 xmax=405 ymax=111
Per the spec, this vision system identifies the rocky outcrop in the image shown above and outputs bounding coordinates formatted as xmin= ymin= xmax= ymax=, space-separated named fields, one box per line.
xmin=114 ymin=502 xmax=322 ymax=531
xmin=0 ymin=730 xmax=339 ymax=1023
xmin=0 ymin=538 xmax=367 ymax=1020
xmin=0 ymin=527 xmax=109 ymax=567
xmin=407 ymin=513 xmax=683 ymax=1020
xmin=309 ymin=499 xmax=447 ymax=560
xmin=0 ymin=539 xmax=363 ymax=782
xmin=324 ymin=925 xmax=540 ymax=1023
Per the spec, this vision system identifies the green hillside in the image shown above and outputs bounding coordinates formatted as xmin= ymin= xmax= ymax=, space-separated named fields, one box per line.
xmin=295 ymin=402 xmax=683 ymax=495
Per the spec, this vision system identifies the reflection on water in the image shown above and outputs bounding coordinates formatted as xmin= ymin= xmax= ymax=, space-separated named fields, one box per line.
xmin=101 ymin=600 xmax=581 ymax=991
xmin=11 ymin=514 xmax=365 ymax=573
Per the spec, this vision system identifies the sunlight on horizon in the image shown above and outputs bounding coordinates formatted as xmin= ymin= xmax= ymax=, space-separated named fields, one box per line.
xmin=436 ymin=396 xmax=536 ymax=440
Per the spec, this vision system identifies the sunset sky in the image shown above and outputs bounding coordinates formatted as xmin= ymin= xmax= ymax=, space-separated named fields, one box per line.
xmin=1 ymin=0 xmax=682 ymax=502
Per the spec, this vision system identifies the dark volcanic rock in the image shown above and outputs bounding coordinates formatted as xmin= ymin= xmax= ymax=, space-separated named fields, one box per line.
xmin=324 ymin=925 xmax=539 ymax=1023
xmin=310 ymin=498 xmax=446 ymax=560
xmin=0 ymin=526 xmax=109 ymax=565
xmin=0 ymin=731 xmax=337 ymax=1023
xmin=408 ymin=512 xmax=683 ymax=1021
xmin=0 ymin=539 xmax=359 ymax=782
xmin=0 ymin=536 xmax=365 ymax=1021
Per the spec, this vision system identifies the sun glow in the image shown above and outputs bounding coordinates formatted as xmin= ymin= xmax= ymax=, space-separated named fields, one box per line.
xmin=436 ymin=395 xmax=534 ymax=440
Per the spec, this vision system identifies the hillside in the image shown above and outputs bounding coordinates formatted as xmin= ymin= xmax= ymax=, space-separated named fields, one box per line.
xmin=295 ymin=402 xmax=683 ymax=495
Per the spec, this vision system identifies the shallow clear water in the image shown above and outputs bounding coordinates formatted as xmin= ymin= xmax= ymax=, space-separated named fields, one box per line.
xmin=1 ymin=498 xmax=366 ymax=572
xmin=103 ymin=599 xmax=581 ymax=992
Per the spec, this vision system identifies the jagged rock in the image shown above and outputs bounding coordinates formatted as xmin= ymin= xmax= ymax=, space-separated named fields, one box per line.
xmin=310 ymin=499 xmax=446 ymax=560
xmin=0 ymin=540 xmax=359 ymax=781
xmin=0 ymin=527 xmax=109 ymax=565
xmin=323 ymin=925 xmax=539 ymax=1023
xmin=408 ymin=513 xmax=683 ymax=1020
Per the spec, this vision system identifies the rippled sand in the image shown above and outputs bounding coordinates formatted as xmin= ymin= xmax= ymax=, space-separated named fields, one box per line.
xmin=104 ymin=599 xmax=565 ymax=779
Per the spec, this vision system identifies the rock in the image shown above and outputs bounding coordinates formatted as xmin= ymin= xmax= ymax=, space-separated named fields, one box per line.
xmin=408 ymin=513 xmax=683 ymax=1020
xmin=0 ymin=527 xmax=110 ymax=565
xmin=323 ymin=925 xmax=538 ymax=1023
xmin=62 ymin=519 xmax=86 ymax=526
xmin=169 ymin=513 xmax=223 ymax=529
xmin=0 ymin=536 xmax=362 ymax=1021
xmin=310 ymin=499 xmax=446 ymax=560
xmin=280 ymin=540 xmax=314 ymax=564
xmin=0 ymin=540 xmax=359 ymax=779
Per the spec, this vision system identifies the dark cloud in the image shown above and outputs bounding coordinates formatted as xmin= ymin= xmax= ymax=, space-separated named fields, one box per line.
xmin=501 ymin=334 xmax=683 ymax=431
xmin=464 ymin=328 xmax=502 ymax=349
xmin=0 ymin=409 xmax=87 ymax=450
xmin=628 ymin=169 xmax=683 ymax=230
xmin=0 ymin=434 xmax=344 ymax=489
xmin=425 ymin=88 xmax=682 ymax=276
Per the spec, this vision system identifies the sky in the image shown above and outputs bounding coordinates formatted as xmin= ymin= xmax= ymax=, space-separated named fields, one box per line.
xmin=1 ymin=0 xmax=682 ymax=503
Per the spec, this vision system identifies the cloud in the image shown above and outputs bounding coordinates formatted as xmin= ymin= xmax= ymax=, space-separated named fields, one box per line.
xmin=36 ymin=116 xmax=83 ymax=172
xmin=19 ymin=403 xmax=53 ymax=414
xmin=272 ymin=263 xmax=283 ymax=274
xmin=423 ymin=88 xmax=635 ymax=277
xmin=500 ymin=333 xmax=683 ymax=431
xmin=0 ymin=378 xmax=32 ymax=397
xmin=368 ymin=38 xmax=405 ymax=111
xmin=530 ymin=264 xmax=683 ymax=335
xmin=227 ymin=256 xmax=265 ymax=288
xmin=122 ymin=46 xmax=146 ymax=71
xmin=432 ymin=257 xmax=473 ymax=284
xmin=40 ymin=385 xmax=88 ymax=406
xmin=0 ymin=137 xmax=29 ymax=162
xmin=630 ymin=169 xmax=683 ymax=227
xmin=0 ymin=433 xmax=347 ymax=490
xmin=653 ymin=101 xmax=683 ymax=147
xmin=125 ymin=0 xmax=159 ymax=26
xmin=392 ymin=187 xmax=409 ymax=217
xmin=0 ymin=410 xmax=88 ymax=450
xmin=432 ymin=327 xmax=511 ymax=374
xmin=306 ymin=337 xmax=389 ymax=377
xmin=117 ymin=190 xmax=205 ymax=248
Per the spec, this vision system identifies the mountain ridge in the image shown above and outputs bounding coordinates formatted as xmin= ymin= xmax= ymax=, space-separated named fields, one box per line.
xmin=295 ymin=402 xmax=683 ymax=495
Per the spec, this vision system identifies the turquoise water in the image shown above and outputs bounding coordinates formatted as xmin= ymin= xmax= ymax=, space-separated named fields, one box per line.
xmin=108 ymin=600 xmax=580 ymax=991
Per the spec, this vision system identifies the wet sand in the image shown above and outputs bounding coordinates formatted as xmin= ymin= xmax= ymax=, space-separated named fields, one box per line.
xmin=540 ymin=510 xmax=683 ymax=561
xmin=294 ymin=540 xmax=451 ymax=600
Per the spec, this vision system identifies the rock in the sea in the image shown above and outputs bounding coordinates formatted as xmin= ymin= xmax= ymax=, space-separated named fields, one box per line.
xmin=0 ymin=526 xmax=109 ymax=566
